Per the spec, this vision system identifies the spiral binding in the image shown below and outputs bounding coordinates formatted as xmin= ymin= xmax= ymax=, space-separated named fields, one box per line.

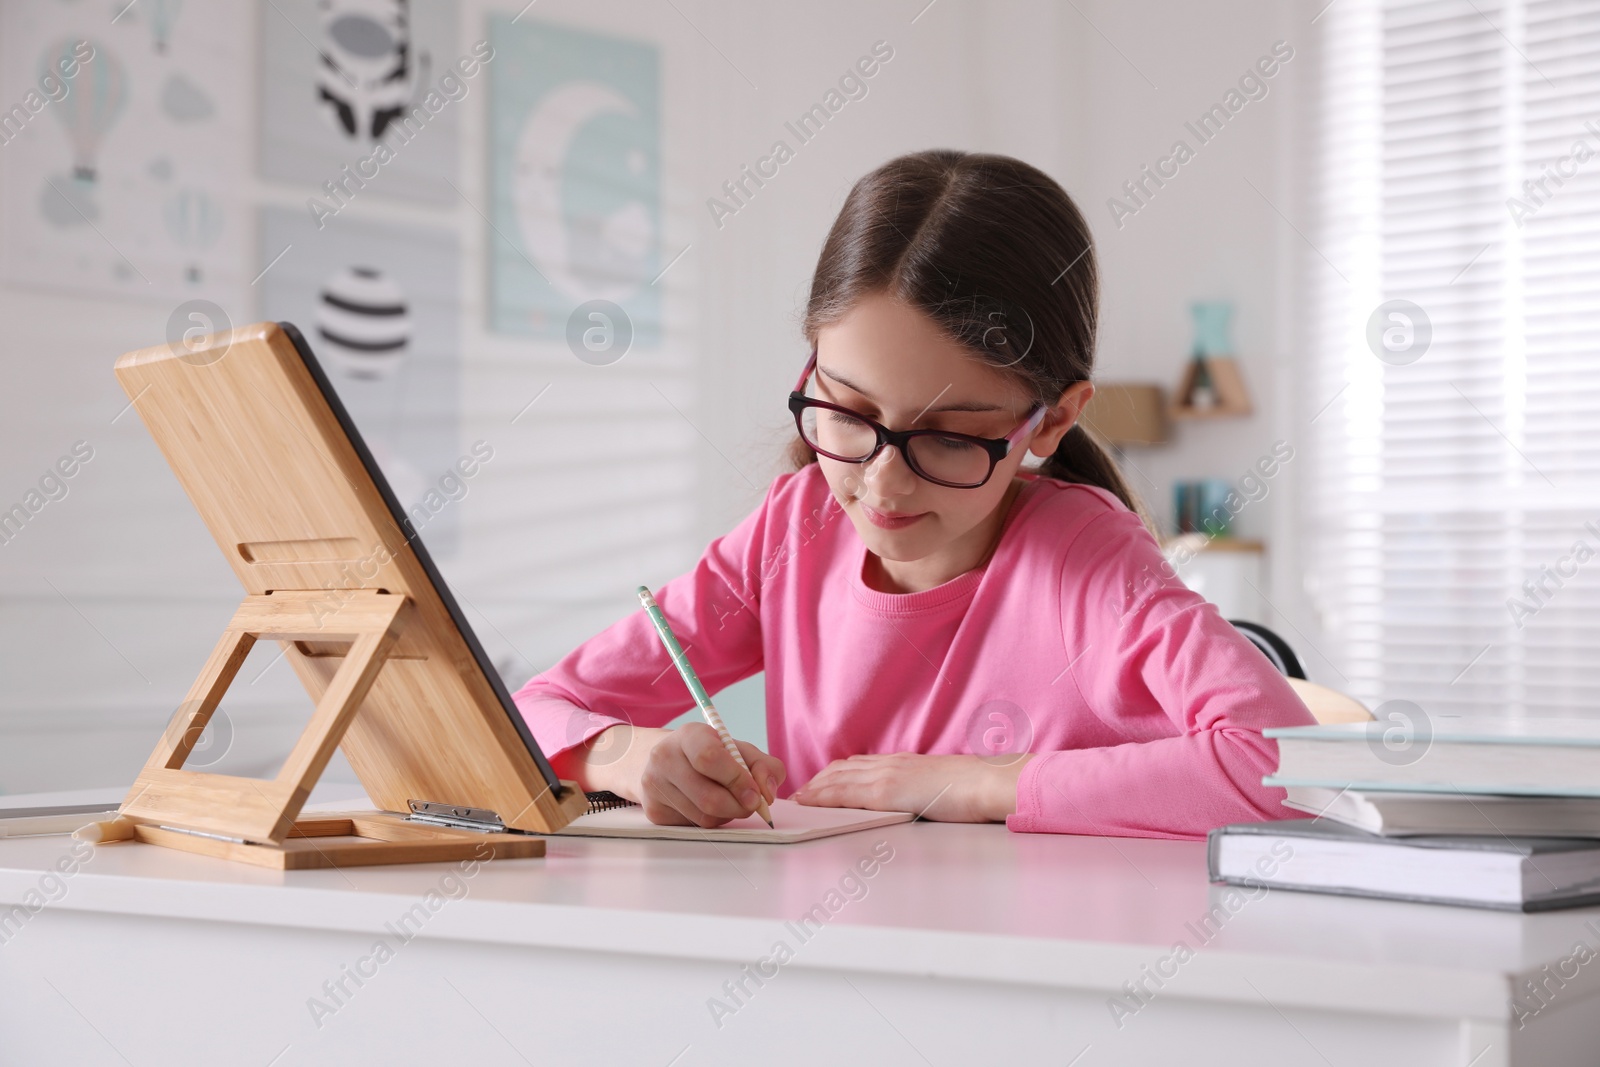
xmin=584 ymin=790 xmax=639 ymax=814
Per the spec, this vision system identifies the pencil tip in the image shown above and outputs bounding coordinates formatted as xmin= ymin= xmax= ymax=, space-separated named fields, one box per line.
xmin=764 ymin=818 xmax=775 ymax=829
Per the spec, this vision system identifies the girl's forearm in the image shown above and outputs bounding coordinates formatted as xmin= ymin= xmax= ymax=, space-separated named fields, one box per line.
xmin=1010 ymin=729 xmax=1286 ymax=838
xmin=982 ymin=754 xmax=1034 ymax=821
xmin=549 ymin=724 xmax=672 ymax=799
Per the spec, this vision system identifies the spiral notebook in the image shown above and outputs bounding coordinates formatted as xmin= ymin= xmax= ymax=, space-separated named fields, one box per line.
xmin=550 ymin=792 xmax=915 ymax=843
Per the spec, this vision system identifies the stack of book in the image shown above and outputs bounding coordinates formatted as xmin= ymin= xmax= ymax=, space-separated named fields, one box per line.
xmin=1208 ymin=718 xmax=1600 ymax=911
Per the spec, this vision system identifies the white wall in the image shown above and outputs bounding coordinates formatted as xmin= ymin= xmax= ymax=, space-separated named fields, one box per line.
xmin=679 ymin=0 xmax=1089 ymax=539
xmin=1070 ymin=0 xmax=1330 ymax=680
xmin=0 ymin=0 xmax=1316 ymax=795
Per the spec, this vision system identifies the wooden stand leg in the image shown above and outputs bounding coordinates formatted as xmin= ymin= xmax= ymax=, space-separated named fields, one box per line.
xmin=108 ymin=591 xmax=536 ymax=869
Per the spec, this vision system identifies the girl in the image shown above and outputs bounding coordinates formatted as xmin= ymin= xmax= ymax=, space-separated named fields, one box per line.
xmin=513 ymin=149 xmax=1315 ymax=839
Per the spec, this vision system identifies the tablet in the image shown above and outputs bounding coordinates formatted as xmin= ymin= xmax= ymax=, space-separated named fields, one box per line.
xmin=113 ymin=321 xmax=576 ymax=834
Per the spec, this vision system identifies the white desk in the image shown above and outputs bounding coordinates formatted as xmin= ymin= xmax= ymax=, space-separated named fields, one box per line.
xmin=2 ymin=790 xmax=1598 ymax=1067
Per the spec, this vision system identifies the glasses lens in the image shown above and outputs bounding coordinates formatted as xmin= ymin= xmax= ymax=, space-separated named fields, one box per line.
xmin=800 ymin=403 xmax=879 ymax=460
xmin=906 ymin=434 xmax=993 ymax=487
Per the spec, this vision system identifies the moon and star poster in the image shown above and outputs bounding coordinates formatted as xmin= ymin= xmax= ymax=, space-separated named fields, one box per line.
xmin=487 ymin=16 xmax=661 ymax=343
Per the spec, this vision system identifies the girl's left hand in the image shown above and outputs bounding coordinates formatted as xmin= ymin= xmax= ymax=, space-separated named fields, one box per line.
xmin=793 ymin=752 xmax=1033 ymax=823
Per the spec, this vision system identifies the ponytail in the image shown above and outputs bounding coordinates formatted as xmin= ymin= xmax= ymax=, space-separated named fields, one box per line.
xmin=1040 ymin=423 xmax=1156 ymax=534
xmin=787 ymin=433 xmax=817 ymax=472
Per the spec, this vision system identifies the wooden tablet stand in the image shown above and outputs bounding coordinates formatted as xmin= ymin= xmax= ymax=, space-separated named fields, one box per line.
xmin=104 ymin=322 xmax=590 ymax=870
xmin=113 ymin=590 xmax=548 ymax=870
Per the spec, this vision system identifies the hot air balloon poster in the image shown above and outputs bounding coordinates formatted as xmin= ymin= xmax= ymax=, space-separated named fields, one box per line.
xmin=0 ymin=1 xmax=243 ymax=298
xmin=46 ymin=37 xmax=127 ymax=184
xmin=257 ymin=205 xmax=467 ymax=556
xmin=487 ymin=16 xmax=661 ymax=344
xmin=258 ymin=0 xmax=459 ymax=205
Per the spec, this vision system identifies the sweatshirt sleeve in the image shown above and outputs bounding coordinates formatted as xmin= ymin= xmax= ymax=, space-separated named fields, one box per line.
xmin=1007 ymin=507 xmax=1318 ymax=840
xmin=510 ymin=484 xmax=774 ymax=763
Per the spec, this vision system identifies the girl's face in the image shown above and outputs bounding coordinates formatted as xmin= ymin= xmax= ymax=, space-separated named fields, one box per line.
xmin=810 ymin=291 xmax=1088 ymax=591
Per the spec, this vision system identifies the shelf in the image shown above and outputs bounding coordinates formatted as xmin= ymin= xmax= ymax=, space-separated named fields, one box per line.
xmin=1170 ymin=355 xmax=1252 ymax=419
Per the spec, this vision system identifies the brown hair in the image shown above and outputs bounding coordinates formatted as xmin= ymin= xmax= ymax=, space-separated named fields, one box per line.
xmin=792 ymin=149 xmax=1144 ymax=520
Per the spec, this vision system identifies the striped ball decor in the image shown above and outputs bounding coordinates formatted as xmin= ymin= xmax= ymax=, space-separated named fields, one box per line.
xmin=315 ymin=266 xmax=411 ymax=380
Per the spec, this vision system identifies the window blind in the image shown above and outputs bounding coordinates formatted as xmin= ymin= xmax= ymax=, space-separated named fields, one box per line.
xmin=1307 ymin=0 xmax=1600 ymax=716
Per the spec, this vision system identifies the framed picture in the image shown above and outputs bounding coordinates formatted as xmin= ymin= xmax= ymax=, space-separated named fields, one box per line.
xmin=487 ymin=15 xmax=661 ymax=343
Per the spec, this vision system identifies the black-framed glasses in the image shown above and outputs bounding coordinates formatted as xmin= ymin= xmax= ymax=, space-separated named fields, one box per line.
xmin=788 ymin=350 xmax=1047 ymax=490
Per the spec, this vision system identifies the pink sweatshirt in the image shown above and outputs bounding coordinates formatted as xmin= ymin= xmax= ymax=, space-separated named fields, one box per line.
xmin=512 ymin=465 xmax=1315 ymax=840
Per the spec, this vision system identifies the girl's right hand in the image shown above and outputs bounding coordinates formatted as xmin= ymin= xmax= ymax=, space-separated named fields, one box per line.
xmin=638 ymin=722 xmax=784 ymax=828
xmin=554 ymin=722 xmax=784 ymax=828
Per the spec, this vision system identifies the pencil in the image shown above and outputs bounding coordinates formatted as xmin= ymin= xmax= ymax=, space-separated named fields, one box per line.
xmin=636 ymin=585 xmax=775 ymax=828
